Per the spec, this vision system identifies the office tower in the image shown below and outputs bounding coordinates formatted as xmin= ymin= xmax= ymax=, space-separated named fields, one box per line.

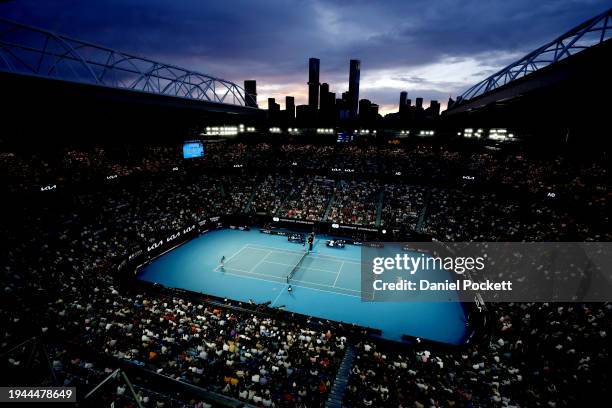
xmin=447 ymin=97 xmax=455 ymax=109
xmin=320 ymin=82 xmax=330 ymax=96
xmin=429 ymin=100 xmax=441 ymax=117
xmin=399 ymin=91 xmax=408 ymax=115
xmin=320 ymin=83 xmax=336 ymax=119
xmin=348 ymin=59 xmax=360 ymax=118
xmin=308 ymin=58 xmax=320 ymax=111
xmin=268 ymin=97 xmax=280 ymax=121
xmin=244 ymin=80 xmax=257 ymax=107
xmin=341 ymin=91 xmax=350 ymax=103
xmin=406 ymin=98 xmax=412 ymax=107
xmin=296 ymin=104 xmax=310 ymax=122
xmin=326 ymin=91 xmax=336 ymax=113
xmin=359 ymin=99 xmax=372 ymax=120
xmin=415 ymin=97 xmax=423 ymax=109
xmin=370 ymin=104 xmax=379 ymax=117
xmin=320 ymin=83 xmax=330 ymax=112
xmin=285 ymin=96 xmax=295 ymax=121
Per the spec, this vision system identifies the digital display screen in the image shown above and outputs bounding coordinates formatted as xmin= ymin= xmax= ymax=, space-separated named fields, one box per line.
xmin=183 ymin=141 xmax=204 ymax=159
xmin=336 ymin=133 xmax=354 ymax=143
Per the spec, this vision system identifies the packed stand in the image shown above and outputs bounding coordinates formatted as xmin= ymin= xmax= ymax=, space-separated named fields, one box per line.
xmin=327 ymin=180 xmax=380 ymax=226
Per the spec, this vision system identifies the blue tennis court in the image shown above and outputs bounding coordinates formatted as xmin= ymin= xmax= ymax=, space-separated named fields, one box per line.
xmin=136 ymin=228 xmax=469 ymax=344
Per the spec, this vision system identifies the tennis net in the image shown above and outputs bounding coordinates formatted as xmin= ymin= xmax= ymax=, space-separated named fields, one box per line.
xmin=286 ymin=251 xmax=308 ymax=283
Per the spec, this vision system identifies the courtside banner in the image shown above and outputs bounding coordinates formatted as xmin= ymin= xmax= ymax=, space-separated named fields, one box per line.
xmin=360 ymin=242 xmax=612 ymax=302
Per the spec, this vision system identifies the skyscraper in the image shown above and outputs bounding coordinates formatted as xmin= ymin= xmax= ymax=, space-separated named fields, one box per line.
xmin=320 ymin=82 xmax=333 ymax=117
xmin=428 ymin=100 xmax=440 ymax=117
xmin=268 ymin=97 xmax=280 ymax=121
xmin=244 ymin=80 xmax=257 ymax=107
xmin=348 ymin=59 xmax=360 ymax=119
xmin=370 ymin=104 xmax=379 ymax=118
xmin=399 ymin=91 xmax=407 ymax=109
xmin=296 ymin=104 xmax=310 ymax=122
xmin=399 ymin=91 xmax=408 ymax=115
xmin=320 ymin=82 xmax=330 ymax=108
xmin=359 ymin=99 xmax=372 ymax=120
xmin=415 ymin=97 xmax=423 ymax=109
xmin=285 ymin=96 xmax=295 ymax=121
xmin=308 ymin=58 xmax=320 ymax=111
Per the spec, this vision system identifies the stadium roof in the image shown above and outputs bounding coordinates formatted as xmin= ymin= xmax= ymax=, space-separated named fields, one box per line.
xmin=0 ymin=17 xmax=256 ymax=108
xmin=451 ymin=8 xmax=612 ymax=108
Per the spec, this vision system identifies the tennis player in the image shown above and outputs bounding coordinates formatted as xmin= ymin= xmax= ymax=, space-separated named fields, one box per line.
xmin=220 ymin=255 xmax=226 ymax=269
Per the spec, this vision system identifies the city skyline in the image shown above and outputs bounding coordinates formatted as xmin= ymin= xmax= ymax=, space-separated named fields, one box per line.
xmin=0 ymin=0 xmax=608 ymax=114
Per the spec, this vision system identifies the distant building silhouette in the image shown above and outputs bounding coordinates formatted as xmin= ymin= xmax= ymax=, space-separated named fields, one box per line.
xmin=370 ymin=103 xmax=379 ymax=118
xmin=338 ymin=91 xmax=351 ymax=120
xmin=268 ymin=97 xmax=280 ymax=121
xmin=359 ymin=99 xmax=371 ymax=118
xmin=244 ymin=80 xmax=257 ymax=107
xmin=320 ymin=82 xmax=330 ymax=111
xmin=427 ymin=100 xmax=440 ymax=117
xmin=308 ymin=58 xmax=320 ymax=111
xmin=399 ymin=91 xmax=408 ymax=116
xmin=320 ymin=82 xmax=336 ymax=121
xmin=295 ymin=105 xmax=311 ymax=125
xmin=415 ymin=97 xmax=423 ymax=109
xmin=285 ymin=96 xmax=295 ymax=121
xmin=348 ymin=59 xmax=360 ymax=119
xmin=359 ymin=98 xmax=378 ymax=122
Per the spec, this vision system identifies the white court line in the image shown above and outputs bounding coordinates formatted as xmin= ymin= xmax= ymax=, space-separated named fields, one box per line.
xmin=217 ymin=244 xmax=360 ymax=294
xmin=310 ymin=253 xmax=363 ymax=265
xmin=211 ymin=267 xmax=361 ymax=298
xmin=294 ymin=277 xmax=360 ymax=293
xmin=221 ymin=265 xmax=360 ymax=294
xmin=249 ymin=248 xmax=274 ymax=273
xmin=333 ymin=261 xmax=344 ymax=287
xmin=271 ymin=283 xmax=287 ymax=307
xmin=221 ymin=266 xmax=359 ymax=293
xmin=214 ymin=244 xmax=249 ymax=271
xmin=222 ymin=266 xmax=282 ymax=279
xmin=261 ymin=260 xmax=338 ymax=275
xmin=245 ymin=243 xmax=305 ymax=255
xmin=246 ymin=243 xmax=362 ymax=265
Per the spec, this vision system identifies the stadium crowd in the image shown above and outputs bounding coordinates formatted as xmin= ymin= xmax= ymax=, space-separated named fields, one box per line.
xmin=343 ymin=302 xmax=611 ymax=407
xmin=1 ymin=140 xmax=610 ymax=406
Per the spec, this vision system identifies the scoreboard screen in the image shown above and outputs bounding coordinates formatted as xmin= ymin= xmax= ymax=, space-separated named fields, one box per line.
xmin=183 ymin=141 xmax=204 ymax=159
xmin=336 ymin=133 xmax=354 ymax=143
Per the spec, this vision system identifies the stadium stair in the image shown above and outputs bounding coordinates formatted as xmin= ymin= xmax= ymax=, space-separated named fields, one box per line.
xmin=416 ymin=188 xmax=433 ymax=233
xmin=274 ymin=186 xmax=296 ymax=216
xmin=375 ymin=190 xmax=384 ymax=226
xmin=322 ymin=188 xmax=337 ymax=222
xmin=325 ymin=345 xmax=356 ymax=408
xmin=243 ymin=190 xmax=256 ymax=212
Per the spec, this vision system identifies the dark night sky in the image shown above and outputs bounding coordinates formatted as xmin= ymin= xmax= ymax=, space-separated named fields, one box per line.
xmin=0 ymin=0 xmax=609 ymax=112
